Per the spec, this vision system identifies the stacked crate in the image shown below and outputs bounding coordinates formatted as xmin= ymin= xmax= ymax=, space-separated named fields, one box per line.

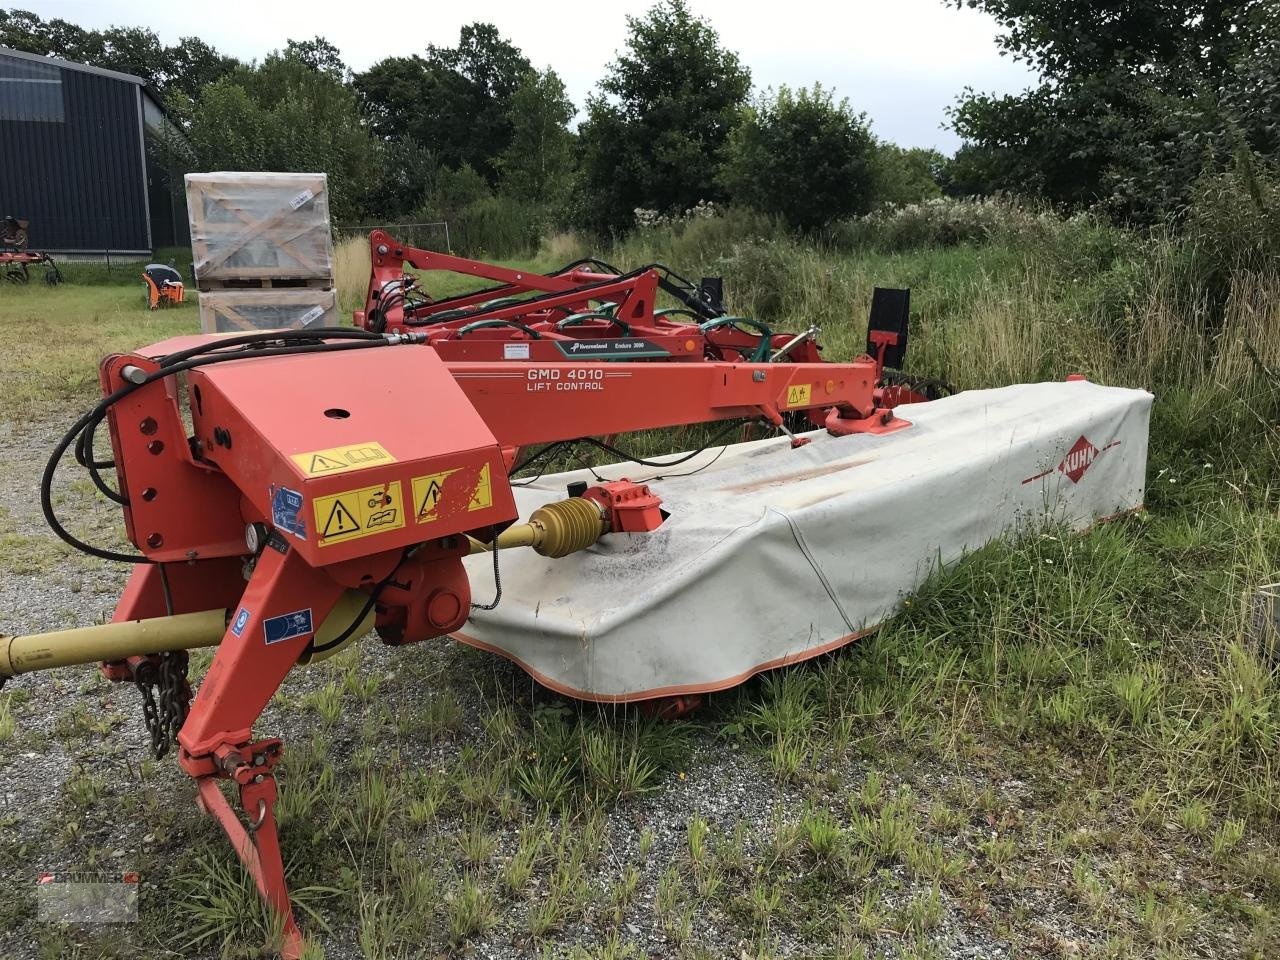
xmin=186 ymin=172 xmax=337 ymax=334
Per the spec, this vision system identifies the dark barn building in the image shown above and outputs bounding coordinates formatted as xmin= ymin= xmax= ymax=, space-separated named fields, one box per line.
xmin=0 ymin=47 xmax=182 ymax=255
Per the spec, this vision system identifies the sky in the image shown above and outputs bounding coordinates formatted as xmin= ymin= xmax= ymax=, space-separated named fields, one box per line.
xmin=31 ymin=0 xmax=1038 ymax=152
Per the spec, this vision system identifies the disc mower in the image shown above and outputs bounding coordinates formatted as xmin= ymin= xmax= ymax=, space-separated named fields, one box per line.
xmin=0 ymin=231 xmax=1152 ymax=957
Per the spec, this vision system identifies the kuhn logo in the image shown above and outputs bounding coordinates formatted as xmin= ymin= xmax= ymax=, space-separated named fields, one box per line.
xmin=1022 ymin=435 xmax=1120 ymax=486
xmin=1058 ymin=435 xmax=1098 ymax=483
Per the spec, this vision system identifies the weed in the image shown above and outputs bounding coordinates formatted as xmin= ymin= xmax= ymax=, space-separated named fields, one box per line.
xmin=446 ymin=874 xmax=495 ymax=946
xmin=1212 ymin=818 xmax=1246 ymax=858
xmin=800 ymin=804 xmax=846 ymax=864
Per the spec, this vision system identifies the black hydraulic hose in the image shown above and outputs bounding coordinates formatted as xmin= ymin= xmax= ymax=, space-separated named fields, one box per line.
xmin=508 ymin=419 xmax=748 ymax=481
xmin=154 ymin=327 xmax=384 ymax=367
xmin=74 ymin=415 xmax=126 ymax=504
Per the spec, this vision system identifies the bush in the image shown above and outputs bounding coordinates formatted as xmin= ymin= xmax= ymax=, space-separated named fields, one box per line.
xmin=721 ymin=84 xmax=876 ymax=232
xmin=869 ymin=143 xmax=945 ymax=207
xmin=449 ymin=195 xmax=548 ymax=259
xmin=829 ymin=196 xmax=1057 ymax=252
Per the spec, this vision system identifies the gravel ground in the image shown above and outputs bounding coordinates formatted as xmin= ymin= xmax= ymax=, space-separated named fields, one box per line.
xmin=0 ymin=413 xmax=1239 ymax=959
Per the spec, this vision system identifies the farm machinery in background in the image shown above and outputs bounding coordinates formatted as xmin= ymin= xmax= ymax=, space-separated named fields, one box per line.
xmin=0 ymin=231 xmax=1151 ymax=958
xmin=1 ymin=215 xmax=62 ymax=285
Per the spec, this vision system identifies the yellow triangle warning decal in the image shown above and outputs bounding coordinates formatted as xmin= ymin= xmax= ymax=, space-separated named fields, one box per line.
xmin=417 ymin=479 xmax=444 ymax=518
xmin=468 ymin=462 xmax=492 ymax=511
xmin=411 ymin=469 xmax=458 ymax=523
xmin=309 ymin=453 xmax=347 ymax=474
xmin=322 ymin=499 xmax=360 ymax=537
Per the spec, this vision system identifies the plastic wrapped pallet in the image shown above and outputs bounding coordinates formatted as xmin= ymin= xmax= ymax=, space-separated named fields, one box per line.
xmin=185 ymin=172 xmax=333 ymax=284
xmin=198 ymin=288 xmax=338 ymax=334
xmin=457 ymin=380 xmax=1153 ymax=701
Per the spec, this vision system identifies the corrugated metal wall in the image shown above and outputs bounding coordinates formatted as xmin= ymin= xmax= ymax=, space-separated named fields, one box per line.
xmin=0 ymin=52 xmax=151 ymax=253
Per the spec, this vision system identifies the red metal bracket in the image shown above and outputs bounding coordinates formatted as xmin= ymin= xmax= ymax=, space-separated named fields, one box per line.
xmin=824 ymin=406 xmax=913 ymax=436
xmin=583 ymin=480 xmax=665 ymax=533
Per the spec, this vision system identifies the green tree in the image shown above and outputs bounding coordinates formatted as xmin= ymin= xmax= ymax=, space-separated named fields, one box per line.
xmin=283 ymin=36 xmax=346 ymax=78
xmin=165 ymin=37 xmax=238 ymax=102
xmin=496 ymin=67 xmax=575 ymax=209
xmin=576 ymin=0 xmax=750 ymax=233
xmin=177 ymin=50 xmax=378 ymax=224
xmin=949 ymin=0 xmax=1277 ymax=221
xmin=722 ymin=85 xmax=876 ymax=231
xmin=354 ymin=23 xmax=530 ymax=181
xmin=869 ymin=143 xmax=945 ymax=206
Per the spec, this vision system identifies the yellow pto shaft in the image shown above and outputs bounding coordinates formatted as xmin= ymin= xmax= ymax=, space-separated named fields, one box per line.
xmin=0 ymin=499 xmax=606 ymax=681
xmin=0 ymin=591 xmax=374 ymax=679
xmin=469 ymin=496 xmax=606 ymax=559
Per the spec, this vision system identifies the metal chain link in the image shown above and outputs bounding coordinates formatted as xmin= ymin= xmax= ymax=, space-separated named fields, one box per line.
xmin=134 ymin=651 xmax=190 ymax=760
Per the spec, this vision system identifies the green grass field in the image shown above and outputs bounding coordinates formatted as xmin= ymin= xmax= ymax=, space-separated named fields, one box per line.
xmin=0 ymin=214 xmax=1277 ymax=959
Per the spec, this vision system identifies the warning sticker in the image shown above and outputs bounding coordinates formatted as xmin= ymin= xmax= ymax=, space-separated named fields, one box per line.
xmin=785 ymin=383 xmax=812 ymax=408
xmin=412 ymin=469 xmax=459 ymax=523
xmin=291 ymin=442 xmax=396 ymax=478
xmin=313 ymin=480 xmax=405 ymax=547
xmin=469 ymin=463 xmax=492 ymax=512
xmin=411 ymin=463 xmax=494 ymax=523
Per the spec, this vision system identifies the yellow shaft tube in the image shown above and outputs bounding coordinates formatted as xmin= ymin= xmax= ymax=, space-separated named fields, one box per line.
xmin=0 ymin=591 xmax=373 ymax=678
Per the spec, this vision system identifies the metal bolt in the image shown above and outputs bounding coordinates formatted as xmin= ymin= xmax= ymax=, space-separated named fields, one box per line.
xmin=376 ymin=244 xmax=388 ymax=256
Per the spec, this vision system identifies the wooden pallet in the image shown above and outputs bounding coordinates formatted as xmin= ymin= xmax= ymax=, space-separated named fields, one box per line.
xmin=198 ymin=287 xmax=338 ymax=334
xmin=196 ymin=276 xmax=334 ymax=292
xmin=186 ymin=172 xmax=334 ymax=283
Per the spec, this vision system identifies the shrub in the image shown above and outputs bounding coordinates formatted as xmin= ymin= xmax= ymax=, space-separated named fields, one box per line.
xmin=721 ymin=84 xmax=876 ymax=232
xmin=829 ymin=196 xmax=1056 ymax=252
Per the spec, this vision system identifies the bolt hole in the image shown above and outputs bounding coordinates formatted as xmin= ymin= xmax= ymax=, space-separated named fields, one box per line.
xmin=139 ymin=417 xmax=158 ymax=436
xmin=147 ymin=440 xmax=164 ymax=455
xmin=146 ymin=533 xmax=164 ymax=548
xmin=141 ymin=487 xmax=157 ymax=502
xmin=324 ymin=408 xmax=350 ymax=419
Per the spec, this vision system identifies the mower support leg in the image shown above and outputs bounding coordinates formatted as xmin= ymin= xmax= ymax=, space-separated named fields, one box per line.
xmin=196 ymin=756 xmax=302 ymax=959
xmin=178 ymin=544 xmax=346 ymax=958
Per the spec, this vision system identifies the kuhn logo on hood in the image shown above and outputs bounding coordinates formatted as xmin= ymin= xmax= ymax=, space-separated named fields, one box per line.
xmin=1022 ymin=435 xmax=1120 ymax=486
xmin=1058 ymin=435 xmax=1098 ymax=483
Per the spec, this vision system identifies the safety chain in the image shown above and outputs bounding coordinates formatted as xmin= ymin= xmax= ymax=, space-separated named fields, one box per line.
xmin=134 ymin=651 xmax=191 ymax=759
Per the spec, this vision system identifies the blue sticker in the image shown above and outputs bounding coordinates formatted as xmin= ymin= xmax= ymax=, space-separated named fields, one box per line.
xmin=230 ymin=607 xmax=251 ymax=637
xmin=271 ymin=485 xmax=307 ymax=540
xmin=263 ymin=608 xmax=313 ymax=645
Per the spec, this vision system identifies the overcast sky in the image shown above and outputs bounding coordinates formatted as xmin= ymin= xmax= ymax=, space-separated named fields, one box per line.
xmin=34 ymin=0 xmax=1038 ymax=152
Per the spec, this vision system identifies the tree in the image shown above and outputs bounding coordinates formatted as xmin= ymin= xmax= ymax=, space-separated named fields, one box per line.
xmin=575 ymin=0 xmax=750 ymax=233
xmin=949 ymin=0 xmax=1277 ymax=221
xmin=176 ymin=51 xmax=378 ymax=224
xmin=166 ymin=37 xmax=238 ymax=102
xmin=496 ymin=67 xmax=575 ymax=209
xmin=869 ymin=143 xmax=946 ymax=207
xmin=283 ymin=36 xmax=346 ymax=78
xmin=721 ymin=85 xmax=876 ymax=231
xmin=354 ymin=23 xmax=530 ymax=182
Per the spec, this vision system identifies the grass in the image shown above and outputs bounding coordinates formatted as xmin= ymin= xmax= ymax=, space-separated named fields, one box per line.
xmin=0 ymin=200 xmax=1277 ymax=957
xmin=0 ymin=282 xmax=197 ymax=422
